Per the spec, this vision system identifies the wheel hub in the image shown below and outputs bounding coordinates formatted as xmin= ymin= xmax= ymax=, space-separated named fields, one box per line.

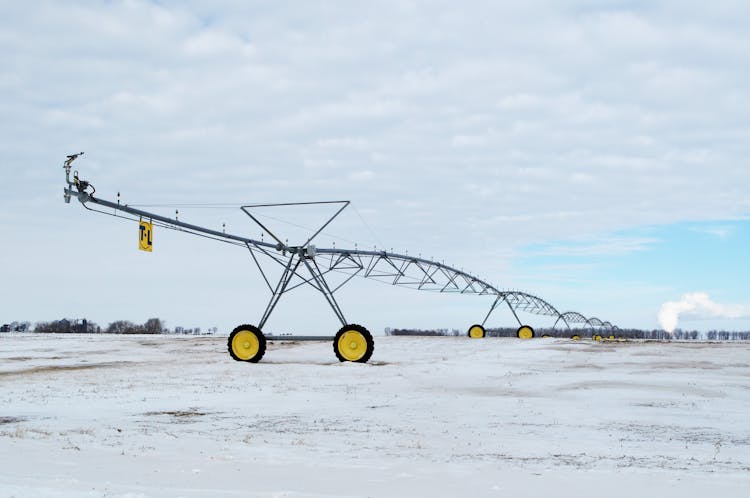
xmin=338 ymin=330 xmax=367 ymax=361
xmin=232 ymin=330 xmax=260 ymax=360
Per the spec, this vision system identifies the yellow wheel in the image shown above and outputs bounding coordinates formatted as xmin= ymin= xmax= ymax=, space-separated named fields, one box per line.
xmin=467 ymin=324 xmax=486 ymax=339
xmin=593 ymin=335 xmax=603 ymax=341
xmin=542 ymin=334 xmax=551 ymax=338
xmin=228 ymin=324 xmax=266 ymax=363
xmin=516 ymin=325 xmax=535 ymax=339
xmin=571 ymin=335 xmax=581 ymax=341
xmin=333 ymin=324 xmax=374 ymax=363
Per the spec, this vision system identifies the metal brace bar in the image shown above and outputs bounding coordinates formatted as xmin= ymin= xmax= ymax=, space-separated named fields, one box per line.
xmin=393 ymin=259 xmax=412 ymax=284
xmin=258 ymin=256 xmax=301 ymax=329
xmin=331 ymin=268 xmax=363 ymax=294
xmin=460 ymin=275 xmax=477 ymax=294
xmin=480 ymin=295 xmax=504 ymax=327
xmin=414 ymin=261 xmax=438 ymax=288
xmin=302 ymin=201 xmax=350 ymax=247
xmin=552 ymin=314 xmax=572 ymax=330
xmin=240 ymin=200 xmax=350 ymax=249
xmin=505 ymin=299 xmax=524 ymax=327
xmin=420 ymin=264 xmax=442 ymax=289
xmin=311 ymin=258 xmax=348 ymax=325
xmin=249 ymin=242 xmax=321 ymax=292
xmin=330 ymin=252 xmax=364 ymax=271
xmin=245 ymin=242 xmax=273 ymax=293
xmin=439 ymin=267 xmax=461 ymax=292
xmin=249 ymin=242 xmax=290 ymax=266
xmin=284 ymin=266 xmax=334 ymax=293
xmin=364 ymin=255 xmax=381 ymax=277
xmin=301 ymin=257 xmax=347 ymax=326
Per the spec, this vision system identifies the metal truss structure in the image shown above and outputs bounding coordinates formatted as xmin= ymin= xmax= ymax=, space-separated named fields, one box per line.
xmin=62 ymin=154 xmax=616 ymax=361
xmin=245 ymin=242 xmax=573 ymax=331
xmin=552 ymin=312 xmax=617 ymax=332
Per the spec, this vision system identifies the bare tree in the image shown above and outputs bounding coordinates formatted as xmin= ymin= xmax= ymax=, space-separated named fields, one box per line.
xmin=143 ymin=318 xmax=164 ymax=335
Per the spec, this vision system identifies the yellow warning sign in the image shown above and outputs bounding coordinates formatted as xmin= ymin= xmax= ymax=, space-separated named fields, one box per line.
xmin=138 ymin=220 xmax=153 ymax=252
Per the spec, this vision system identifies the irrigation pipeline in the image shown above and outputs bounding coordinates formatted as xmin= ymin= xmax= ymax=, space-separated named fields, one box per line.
xmin=62 ymin=158 xmax=615 ymax=333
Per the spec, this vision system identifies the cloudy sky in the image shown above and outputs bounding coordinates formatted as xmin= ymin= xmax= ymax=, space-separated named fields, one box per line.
xmin=2 ymin=1 xmax=749 ymax=334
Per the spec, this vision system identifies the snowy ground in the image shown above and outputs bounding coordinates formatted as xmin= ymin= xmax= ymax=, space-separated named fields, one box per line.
xmin=1 ymin=333 xmax=749 ymax=497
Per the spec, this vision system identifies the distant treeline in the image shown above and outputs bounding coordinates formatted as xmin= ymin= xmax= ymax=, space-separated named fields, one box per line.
xmin=5 ymin=321 xmax=750 ymax=340
xmin=1 ymin=318 xmax=217 ymax=335
xmin=386 ymin=327 xmax=750 ymax=340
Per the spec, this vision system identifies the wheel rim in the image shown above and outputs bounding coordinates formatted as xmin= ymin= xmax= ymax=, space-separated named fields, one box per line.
xmin=571 ymin=335 xmax=580 ymax=340
xmin=231 ymin=330 xmax=260 ymax=360
xmin=468 ymin=325 xmax=484 ymax=338
xmin=337 ymin=330 xmax=367 ymax=361
xmin=518 ymin=326 xmax=533 ymax=339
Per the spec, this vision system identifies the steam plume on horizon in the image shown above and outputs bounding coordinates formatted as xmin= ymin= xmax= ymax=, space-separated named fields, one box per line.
xmin=657 ymin=292 xmax=750 ymax=333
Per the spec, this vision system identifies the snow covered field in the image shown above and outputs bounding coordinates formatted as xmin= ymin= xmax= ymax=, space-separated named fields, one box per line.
xmin=1 ymin=333 xmax=749 ymax=497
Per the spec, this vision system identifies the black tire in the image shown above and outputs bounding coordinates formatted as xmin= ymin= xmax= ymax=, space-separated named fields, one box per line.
xmin=228 ymin=324 xmax=267 ymax=363
xmin=333 ymin=324 xmax=374 ymax=363
xmin=467 ymin=324 xmax=486 ymax=338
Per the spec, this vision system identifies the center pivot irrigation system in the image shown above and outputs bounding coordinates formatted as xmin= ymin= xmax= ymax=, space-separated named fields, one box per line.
xmin=62 ymin=153 xmax=616 ymax=363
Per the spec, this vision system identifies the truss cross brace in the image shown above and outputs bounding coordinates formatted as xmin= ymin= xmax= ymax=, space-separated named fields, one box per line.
xmin=300 ymin=256 xmax=348 ymax=327
xmin=553 ymin=315 xmax=574 ymax=330
xmin=480 ymin=296 xmax=503 ymax=327
xmin=480 ymin=295 xmax=525 ymax=328
xmin=258 ymin=255 xmax=301 ymax=329
xmin=257 ymin=252 xmax=348 ymax=330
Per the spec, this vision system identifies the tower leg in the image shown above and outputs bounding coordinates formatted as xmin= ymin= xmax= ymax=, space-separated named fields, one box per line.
xmin=481 ymin=296 xmax=504 ymax=327
xmin=301 ymin=257 xmax=347 ymax=326
xmin=258 ymin=255 xmax=301 ymax=329
xmin=505 ymin=300 xmax=523 ymax=327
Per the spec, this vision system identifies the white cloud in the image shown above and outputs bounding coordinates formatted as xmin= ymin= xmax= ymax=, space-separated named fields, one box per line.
xmin=348 ymin=170 xmax=375 ymax=182
xmin=658 ymin=292 xmax=750 ymax=333
xmin=497 ymin=93 xmax=542 ymax=110
xmin=569 ymin=172 xmax=595 ymax=184
xmin=316 ymin=137 xmax=369 ymax=149
xmin=451 ymin=134 xmax=488 ymax=147
xmin=689 ymin=225 xmax=733 ymax=239
xmin=530 ymin=237 xmax=658 ymax=258
xmin=183 ymin=30 xmax=255 ymax=57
